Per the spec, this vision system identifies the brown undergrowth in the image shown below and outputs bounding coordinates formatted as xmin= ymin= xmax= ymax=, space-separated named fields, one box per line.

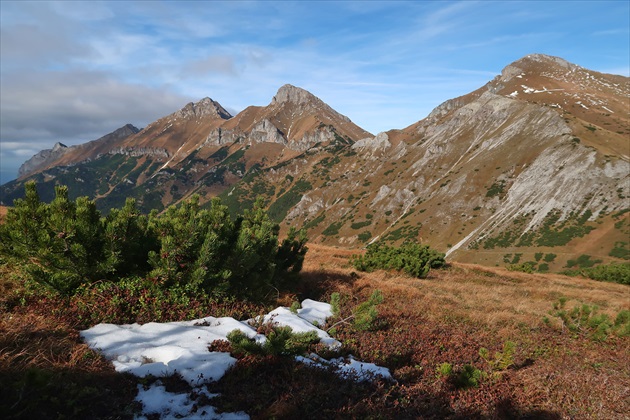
xmin=0 ymin=309 xmax=138 ymax=419
xmin=211 ymin=244 xmax=628 ymax=419
xmin=1 ymin=243 xmax=628 ymax=419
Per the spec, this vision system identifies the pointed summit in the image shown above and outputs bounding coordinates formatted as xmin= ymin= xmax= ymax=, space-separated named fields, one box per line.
xmin=270 ymin=84 xmax=319 ymax=106
xmin=51 ymin=142 xmax=68 ymax=153
xmin=175 ymin=97 xmax=232 ymax=120
xmin=110 ymin=124 xmax=141 ymax=138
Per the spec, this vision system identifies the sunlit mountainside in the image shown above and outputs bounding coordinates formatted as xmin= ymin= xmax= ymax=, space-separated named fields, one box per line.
xmin=2 ymin=54 xmax=628 ymax=271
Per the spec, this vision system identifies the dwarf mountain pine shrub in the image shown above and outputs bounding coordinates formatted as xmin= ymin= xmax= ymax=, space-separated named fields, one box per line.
xmin=327 ymin=289 xmax=384 ymax=333
xmin=227 ymin=326 xmax=320 ymax=357
xmin=562 ymin=262 xmax=630 ymax=285
xmin=351 ymin=242 xmax=445 ymax=278
xmin=436 ymin=362 xmax=484 ymax=389
xmin=479 ymin=341 xmax=516 ymax=371
xmin=1 ymin=183 xmax=307 ymax=301
xmin=546 ymin=298 xmax=630 ymax=340
xmin=0 ymin=182 xmax=138 ymax=295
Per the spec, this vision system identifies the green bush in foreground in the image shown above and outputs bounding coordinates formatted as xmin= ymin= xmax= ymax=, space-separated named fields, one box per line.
xmin=436 ymin=362 xmax=485 ymax=389
xmin=227 ymin=326 xmax=320 ymax=356
xmin=328 ymin=289 xmax=384 ymax=333
xmin=0 ymin=182 xmax=307 ymax=301
xmin=351 ymin=242 xmax=445 ymax=278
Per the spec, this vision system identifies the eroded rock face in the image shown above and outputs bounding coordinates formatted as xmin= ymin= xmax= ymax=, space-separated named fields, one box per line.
xmin=175 ymin=97 xmax=232 ymax=120
xmin=248 ymin=119 xmax=286 ymax=145
xmin=107 ymin=147 xmax=169 ymax=158
xmin=352 ymin=132 xmax=392 ymax=154
xmin=271 ymin=84 xmax=317 ymax=106
xmin=18 ymin=142 xmax=69 ymax=178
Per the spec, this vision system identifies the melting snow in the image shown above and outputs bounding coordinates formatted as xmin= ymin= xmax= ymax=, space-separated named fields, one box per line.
xmin=81 ymin=299 xmax=389 ymax=419
xmin=521 ymin=85 xmax=535 ymax=94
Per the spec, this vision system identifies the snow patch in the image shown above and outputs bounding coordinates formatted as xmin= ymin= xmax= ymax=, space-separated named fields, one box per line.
xmin=81 ymin=299 xmax=385 ymax=419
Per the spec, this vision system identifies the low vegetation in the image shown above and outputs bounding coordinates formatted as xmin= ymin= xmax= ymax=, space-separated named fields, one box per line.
xmin=0 ymin=184 xmax=628 ymax=419
xmin=545 ymin=297 xmax=630 ymax=341
xmin=562 ymin=261 xmax=630 ymax=285
xmin=351 ymin=242 xmax=446 ymax=278
xmin=0 ymin=182 xmax=307 ymax=301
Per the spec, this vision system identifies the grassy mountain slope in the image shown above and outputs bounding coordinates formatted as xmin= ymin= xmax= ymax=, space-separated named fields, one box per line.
xmin=1 ymin=54 xmax=628 ymax=270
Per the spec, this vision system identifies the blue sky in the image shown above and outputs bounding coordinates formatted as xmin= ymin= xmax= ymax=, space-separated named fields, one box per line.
xmin=1 ymin=0 xmax=628 ymax=185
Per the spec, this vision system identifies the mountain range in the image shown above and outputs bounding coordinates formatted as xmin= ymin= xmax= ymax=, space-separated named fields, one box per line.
xmin=1 ymin=54 xmax=628 ymax=271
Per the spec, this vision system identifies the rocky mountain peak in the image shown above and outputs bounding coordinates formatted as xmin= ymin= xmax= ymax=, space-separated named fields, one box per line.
xmin=270 ymin=84 xmax=319 ymax=106
xmin=112 ymin=124 xmax=141 ymax=138
xmin=51 ymin=142 xmax=68 ymax=153
xmin=522 ymin=53 xmax=574 ymax=69
xmin=175 ymin=97 xmax=232 ymax=120
xmin=499 ymin=53 xmax=579 ymax=84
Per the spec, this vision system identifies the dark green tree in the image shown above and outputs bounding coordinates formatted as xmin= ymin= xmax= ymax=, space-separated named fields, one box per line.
xmin=104 ymin=198 xmax=158 ymax=278
xmin=0 ymin=182 xmax=108 ymax=294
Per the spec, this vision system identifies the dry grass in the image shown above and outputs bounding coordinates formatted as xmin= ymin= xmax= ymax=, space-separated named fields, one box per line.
xmin=304 ymin=245 xmax=629 ymax=332
xmin=0 ymin=308 xmax=138 ymax=419
xmin=1 ymin=243 xmax=628 ymax=419
xmin=292 ymin=245 xmax=630 ymax=419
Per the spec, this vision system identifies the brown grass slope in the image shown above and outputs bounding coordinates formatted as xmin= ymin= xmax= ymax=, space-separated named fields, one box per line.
xmin=3 ymin=244 xmax=627 ymax=419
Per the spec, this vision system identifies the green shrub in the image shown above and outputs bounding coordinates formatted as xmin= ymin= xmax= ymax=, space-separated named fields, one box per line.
xmin=486 ymin=180 xmax=506 ymax=198
xmin=267 ymin=179 xmax=312 ymax=223
xmin=351 ymin=242 xmax=445 ymax=278
xmin=507 ymin=261 xmax=536 ymax=273
xmin=0 ymin=183 xmax=117 ymax=295
xmin=327 ymin=290 xmax=383 ymax=333
xmin=1 ymin=183 xmax=308 ymax=302
xmin=609 ymin=242 xmax=630 ymax=260
xmin=479 ymin=341 xmax=515 ymax=371
xmin=322 ymin=221 xmax=343 ymax=236
xmin=563 ymin=262 xmax=630 ymax=285
xmin=436 ymin=362 xmax=453 ymax=378
xmin=454 ymin=365 xmax=485 ymax=389
xmin=148 ymin=196 xmax=307 ymax=300
xmin=565 ymin=254 xmax=602 ymax=269
xmin=329 ymin=292 xmax=341 ymax=318
xmin=353 ymin=290 xmax=383 ymax=331
xmin=357 ymin=231 xmax=372 ymax=242
xmin=227 ymin=326 xmax=320 ymax=357
xmin=547 ymin=298 xmax=629 ymax=340
xmin=350 ymin=220 xmax=372 ymax=230
xmin=437 ymin=363 xmax=484 ymax=388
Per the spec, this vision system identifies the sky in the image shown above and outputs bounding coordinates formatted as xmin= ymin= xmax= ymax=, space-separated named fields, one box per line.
xmin=81 ymin=299 xmax=391 ymax=418
xmin=1 ymin=1 xmax=628 ymax=185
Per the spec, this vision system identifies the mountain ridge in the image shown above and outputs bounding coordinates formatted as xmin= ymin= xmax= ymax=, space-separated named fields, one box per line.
xmin=2 ymin=53 xmax=628 ymax=271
